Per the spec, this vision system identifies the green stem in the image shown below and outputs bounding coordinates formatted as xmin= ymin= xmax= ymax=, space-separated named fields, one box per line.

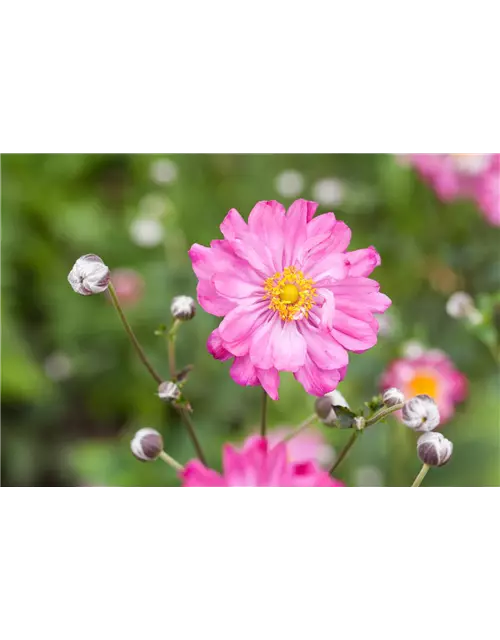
xmin=178 ymin=407 xmax=207 ymax=465
xmin=167 ymin=319 xmax=182 ymax=379
xmin=108 ymin=282 xmax=163 ymax=384
xmin=329 ymin=431 xmax=358 ymax=475
xmin=159 ymin=450 xmax=184 ymax=473
xmin=260 ymin=389 xmax=268 ymax=438
xmin=411 ymin=463 xmax=430 ymax=487
xmin=365 ymin=402 xmax=405 ymax=427
xmin=281 ymin=414 xmax=317 ymax=443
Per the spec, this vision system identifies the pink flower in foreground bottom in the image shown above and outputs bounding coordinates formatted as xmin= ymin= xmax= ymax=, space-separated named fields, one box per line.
xmin=381 ymin=349 xmax=467 ymax=425
xmin=260 ymin=427 xmax=335 ymax=468
xmin=189 ymin=199 xmax=391 ymax=399
xmin=181 ymin=436 xmax=343 ymax=487
xmin=407 ymin=154 xmax=500 ymax=226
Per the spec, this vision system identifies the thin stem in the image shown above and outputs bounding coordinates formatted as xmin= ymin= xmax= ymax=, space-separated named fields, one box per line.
xmin=329 ymin=432 xmax=358 ymax=475
xmin=281 ymin=414 xmax=317 ymax=443
xmin=167 ymin=319 xmax=181 ymax=379
xmin=365 ymin=402 xmax=405 ymax=427
xmin=260 ymin=389 xmax=268 ymax=438
xmin=159 ymin=450 xmax=184 ymax=473
xmin=108 ymin=282 xmax=163 ymax=385
xmin=178 ymin=407 xmax=207 ymax=465
xmin=411 ymin=463 xmax=431 ymax=487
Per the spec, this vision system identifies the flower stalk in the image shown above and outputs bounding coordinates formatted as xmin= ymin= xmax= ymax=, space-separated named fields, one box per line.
xmin=411 ymin=463 xmax=431 ymax=487
xmin=329 ymin=431 xmax=358 ymax=475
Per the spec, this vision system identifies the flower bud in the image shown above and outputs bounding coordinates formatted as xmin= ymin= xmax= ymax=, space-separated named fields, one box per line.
xmin=131 ymin=428 xmax=163 ymax=461
xmin=314 ymin=396 xmax=336 ymax=425
xmin=383 ymin=387 xmax=405 ymax=407
xmin=417 ymin=432 xmax=453 ymax=467
xmin=171 ymin=295 xmax=196 ymax=321
xmin=446 ymin=292 xmax=483 ymax=325
xmin=68 ymin=254 xmax=110 ymax=295
xmin=402 ymin=394 xmax=440 ymax=431
xmin=158 ymin=381 xmax=181 ymax=402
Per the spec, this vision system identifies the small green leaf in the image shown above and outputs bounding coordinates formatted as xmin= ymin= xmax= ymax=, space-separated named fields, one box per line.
xmin=333 ymin=405 xmax=357 ymax=429
xmin=154 ymin=324 xmax=167 ymax=336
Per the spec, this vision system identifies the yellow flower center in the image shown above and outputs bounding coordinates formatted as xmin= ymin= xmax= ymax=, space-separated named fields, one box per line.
xmin=408 ymin=373 xmax=439 ymax=399
xmin=264 ymin=266 xmax=316 ymax=322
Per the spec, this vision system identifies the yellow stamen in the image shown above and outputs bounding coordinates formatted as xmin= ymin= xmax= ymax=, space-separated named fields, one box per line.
xmin=408 ymin=373 xmax=439 ymax=399
xmin=263 ymin=266 xmax=316 ymax=322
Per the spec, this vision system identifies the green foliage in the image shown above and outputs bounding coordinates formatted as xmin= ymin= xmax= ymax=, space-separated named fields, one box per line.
xmin=1 ymin=154 xmax=499 ymax=486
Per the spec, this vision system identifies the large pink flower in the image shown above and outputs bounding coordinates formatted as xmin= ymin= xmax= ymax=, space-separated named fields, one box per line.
xmin=254 ymin=426 xmax=335 ymax=468
xmin=181 ymin=436 xmax=343 ymax=487
xmin=189 ymin=199 xmax=391 ymax=399
xmin=408 ymin=154 xmax=500 ymax=226
xmin=381 ymin=348 xmax=468 ymax=424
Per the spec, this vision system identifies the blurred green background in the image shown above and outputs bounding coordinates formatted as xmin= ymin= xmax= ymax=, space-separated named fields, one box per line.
xmin=1 ymin=154 xmax=499 ymax=487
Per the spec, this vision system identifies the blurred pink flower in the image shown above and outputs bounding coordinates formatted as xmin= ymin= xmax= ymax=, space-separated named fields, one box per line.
xmin=181 ymin=436 xmax=343 ymax=487
xmin=109 ymin=268 xmax=144 ymax=306
xmin=261 ymin=427 xmax=335 ymax=468
xmin=189 ymin=199 xmax=391 ymax=399
xmin=381 ymin=349 xmax=468 ymax=424
xmin=408 ymin=154 xmax=500 ymax=226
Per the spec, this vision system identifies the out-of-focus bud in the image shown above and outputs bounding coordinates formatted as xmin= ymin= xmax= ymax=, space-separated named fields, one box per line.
xmin=131 ymin=428 xmax=163 ymax=461
xmin=417 ymin=432 xmax=453 ymax=467
xmin=383 ymin=387 xmax=405 ymax=407
xmin=402 ymin=340 xmax=425 ymax=359
xmin=446 ymin=291 xmax=483 ymax=325
xmin=158 ymin=381 xmax=181 ymax=402
xmin=327 ymin=390 xmax=350 ymax=409
xmin=171 ymin=295 xmax=196 ymax=321
xmin=402 ymin=394 xmax=440 ymax=431
xmin=314 ymin=396 xmax=337 ymax=425
xmin=68 ymin=254 xmax=110 ymax=295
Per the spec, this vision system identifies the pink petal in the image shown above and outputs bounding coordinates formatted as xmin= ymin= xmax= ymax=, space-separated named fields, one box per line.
xmin=230 ymin=355 xmax=260 ymax=387
xmin=283 ymin=199 xmax=317 ymax=267
xmin=301 ymin=324 xmax=348 ymax=370
xmin=247 ymin=200 xmax=286 ymax=272
xmin=207 ymin=329 xmax=232 ymax=361
xmin=212 ymin=273 xmax=261 ymax=300
xmin=197 ymin=280 xmax=235 ymax=316
xmin=346 ymin=246 xmax=381 ymax=277
xmin=304 ymin=252 xmax=349 ymax=282
xmin=181 ymin=461 xmax=225 ymax=487
xmin=272 ymin=322 xmax=307 ymax=372
xmin=249 ymin=317 xmax=278 ymax=369
xmin=220 ymin=208 xmax=248 ymax=241
xmin=218 ymin=303 xmax=268 ymax=354
xmin=293 ymin=355 xmax=342 ymax=396
xmin=257 ymin=367 xmax=280 ymax=400
xmin=331 ymin=308 xmax=378 ymax=352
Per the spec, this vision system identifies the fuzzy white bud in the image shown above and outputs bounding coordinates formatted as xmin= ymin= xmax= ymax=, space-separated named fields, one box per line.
xmin=131 ymin=428 xmax=163 ymax=461
xmin=417 ymin=432 xmax=453 ymax=467
xmin=171 ymin=295 xmax=196 ymax=321
xmin=446 ymin=292 xmax=482 ymax=324
xmin=158 ymin=381 xmax=181 ymax=402
xmin=383 ymin=387 xmax=405 ymax=407
xmin=402 ymin=395 xmax=440 ymax=431
xmin=314 ymin=390 xmax=349 ymax=425
xmin=68 ymin=254 xmax=110 ymax=295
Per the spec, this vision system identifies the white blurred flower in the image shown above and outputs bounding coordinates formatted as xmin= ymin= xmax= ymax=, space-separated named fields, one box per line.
xmin=129 ymin=217 xmax=165 ymax=247
xmin=354 ymin=465 xmax=384 ymax=487
xmin=138 ymin=193 xmax=169 ymax=218
xmin=274 ymin=170 xmax=304 ymax=198
xmin=402 ymin=340 xmax=425 ymax=359
xmin=44 ymin=352 xmax=73 ymax=381
xmin=377 ymin=312 xmax=395 ymax=337
xmin=451 ymin=154 xmax=492 ymax=176
xmin=150 ymin=158 xmax=178 ymax=185
xmin=312 ymin=178 xmax=345 ymax=206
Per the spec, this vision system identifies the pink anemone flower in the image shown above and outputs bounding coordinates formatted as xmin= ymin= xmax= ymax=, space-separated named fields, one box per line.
xmin=189 ymin=199 xmax=391 ymax=399
xmin=181 ymin=436 xmax=343 ymax=487
xmin=381 ymin=348 xmax=468 ymax=425
xmin=408 ymin=154 xmax=500 ymax=226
